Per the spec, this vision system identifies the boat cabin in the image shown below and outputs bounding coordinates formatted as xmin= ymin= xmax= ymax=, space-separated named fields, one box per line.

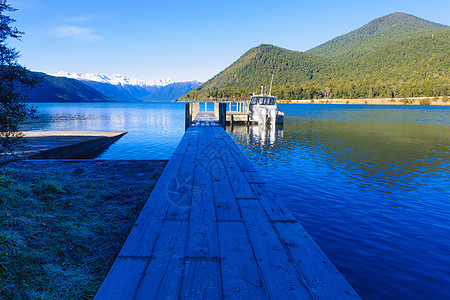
xmin=250 ymin=96 xmax=277 ymax=106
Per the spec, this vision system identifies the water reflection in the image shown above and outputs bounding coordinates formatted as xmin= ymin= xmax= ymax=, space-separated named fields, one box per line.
xmin=228 ymin=105 xmax=450 ymax=300
xmin=283 ymin=118 xmax=450 ymax=193
xmin=24 ymin=102 xmax=185 ymax=160
xmin=226 ymin=123 xmax=284 ymax=148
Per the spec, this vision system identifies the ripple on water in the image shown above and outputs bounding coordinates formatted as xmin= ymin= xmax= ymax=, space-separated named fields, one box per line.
xmin=229 ymin=105 xmax=450 ymax=300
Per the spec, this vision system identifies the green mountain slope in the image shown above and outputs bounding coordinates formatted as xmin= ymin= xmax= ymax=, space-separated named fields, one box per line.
xmin=181 ymin=20 xmax=450 ymax=101
xmin=314 ymin=29 xmax=450 ymax=98
xmin=333 ymin=29 xmax=449 ymax=80
xmin=199 ymin=44 xmax=330 ymax=89
xmin=28 ymin=73 xmax=114 ymax=102
xmin=183 ymin=44 xmax=332 ymax=100
xmin=307 ymin=12 xmax=448 ymax=61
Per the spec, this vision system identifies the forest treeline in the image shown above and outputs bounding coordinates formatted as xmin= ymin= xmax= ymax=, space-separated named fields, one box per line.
xmin=180 ymin=14 xmax=449 ymax=101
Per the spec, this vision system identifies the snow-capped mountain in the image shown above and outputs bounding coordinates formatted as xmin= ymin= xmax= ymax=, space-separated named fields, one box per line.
xmin=51 ymin=71 xmax=202 ymax=102
xmin=53 ymin=71 xmax=175 ymax=87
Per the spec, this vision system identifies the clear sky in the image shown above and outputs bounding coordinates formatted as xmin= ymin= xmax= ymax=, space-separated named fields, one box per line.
xmin=8 ymin=0 xmax=450 ymax=82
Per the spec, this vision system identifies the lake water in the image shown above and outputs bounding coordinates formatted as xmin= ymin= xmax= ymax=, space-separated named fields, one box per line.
xmin=26 ymin=102 xmax=450 ymax=299
xmin=25 ymin=102 xmax=186 ymax=160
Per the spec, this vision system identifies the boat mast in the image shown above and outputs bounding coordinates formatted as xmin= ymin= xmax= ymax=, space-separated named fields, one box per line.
xmin=269 ymin=74 xmax=274 ymax=96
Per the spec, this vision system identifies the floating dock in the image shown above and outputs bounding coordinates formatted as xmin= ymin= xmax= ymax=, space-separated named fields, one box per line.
xmin=95 ymin=111 xmax=359 ymax=299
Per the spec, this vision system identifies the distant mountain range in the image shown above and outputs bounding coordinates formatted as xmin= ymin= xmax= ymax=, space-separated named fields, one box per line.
xmin=52 ymin=72 xmax=175 ymax=87
xmin=181 ymin=12 xmax=449 ymax=101
xmin=28 ymin=72 xmax=202 ymax=102
xmin=29 ymin=72 xmax=112 ymax=102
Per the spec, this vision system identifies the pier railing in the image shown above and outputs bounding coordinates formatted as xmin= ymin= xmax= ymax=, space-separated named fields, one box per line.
xmin=227 ymin=101 xmax=248 ymax=114
xmin=185 ymin=102 xmax=226 ymax=130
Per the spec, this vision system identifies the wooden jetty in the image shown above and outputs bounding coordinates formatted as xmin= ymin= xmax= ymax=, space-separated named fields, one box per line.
xmin=95 ymin=110 xmax=359 ymax=299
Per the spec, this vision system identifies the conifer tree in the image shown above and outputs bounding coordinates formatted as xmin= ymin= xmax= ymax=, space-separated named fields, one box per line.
xmin=0 ymin=0 xmax=38 ymax=153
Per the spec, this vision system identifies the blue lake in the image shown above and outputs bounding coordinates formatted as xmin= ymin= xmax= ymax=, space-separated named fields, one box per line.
xmin=27 ymin=102 xmax=450 ymax=300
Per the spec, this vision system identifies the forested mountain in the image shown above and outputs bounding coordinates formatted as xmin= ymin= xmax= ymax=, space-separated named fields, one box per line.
xmin=198 ymin=44 xmax=330 ymax=89
xmin=307 ymin=12 xmax=448 ymax=61
xmin=181 ymin=13 xmax=449 ymax=101
xmin=28 ymin=73 xmax=113 ymax=102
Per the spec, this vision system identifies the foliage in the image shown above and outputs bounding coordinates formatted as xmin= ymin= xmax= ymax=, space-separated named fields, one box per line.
xmin=180 ymin=24 xmax=450 ymax=102
xmin=307 ymin=12 xmax=448 ymax=61
xmin=0 ymin=0 xmax=39 ymax=153
xmin=401 ymin=98 xmax=414 ymax=105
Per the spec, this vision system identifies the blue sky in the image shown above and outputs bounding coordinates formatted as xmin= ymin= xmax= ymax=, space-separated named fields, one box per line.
xmin=9 ymin=0 xmax=450 ymax=82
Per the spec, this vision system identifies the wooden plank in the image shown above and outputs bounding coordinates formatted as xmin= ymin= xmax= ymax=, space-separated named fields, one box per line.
xmin=135 ymin=220 xmax=188 ymax=299
xmin=239 ymin=200 xmax=313 ymax=299
xmin=203 ymin=126 xmax=241 ymax=221
xmin=176 ymin=123 xmax=223 ymax=298
xmin=209 ymin=130 xmax=256 ymax=199
xmin=218 ymin=141 xmax=257 ymax=174
xmin=242 ymin=170 xmax=266 ymax=184
xmin=222 ymin=140 xmax=257 ymax=172
xmin=173 ymin=136 xmax=190 ymax=155
xmin=174 ymin=123 xmax=195 ymax=155
xmin=218 ymin=221 xmax=267 ymax=299
xmin=249 ymin=183 xmax=298 ymax=222
xmin=180 ymin=259 xmax=222 ymax=299
xmin=117 ymin=123 xmax=192 ymax=256
xmin=212 ymin=127 xmax=257 ymax=173
xmin=118 ymin=153 xmax=185 ymax=257
xmin=211 ymin=159 xmax=242 ymax=220
xmin=94 ymin=257 xmax=148 ymax=300
xmin=221 ymin=153 xmax=256 ymax=199
xmin=165 ymin=131 xmax=198 ymax=220
xmin=186 ymin=137 xmax=220 ymax=258
xmin=274 ymin=222 xmax=360 ymax=299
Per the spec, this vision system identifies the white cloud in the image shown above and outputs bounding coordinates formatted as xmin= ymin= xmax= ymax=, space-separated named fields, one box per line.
xmin=65 ymin=13 xmax=115 ymax=23
xmin=54 ymin=25 xmax=102 ymax=43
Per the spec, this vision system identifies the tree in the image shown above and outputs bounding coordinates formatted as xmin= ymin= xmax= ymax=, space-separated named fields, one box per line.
xmin=0 ymin=0 xmax=39 ymax=153
xmin=324 ymin=87 xmax=331 ymax=98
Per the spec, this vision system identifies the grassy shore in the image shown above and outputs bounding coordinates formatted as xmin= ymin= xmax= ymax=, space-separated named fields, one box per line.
xmin=278 ymin=96 xmax=450 ymax=105
xmin=0 ymin=160 xmax=166 ymax=299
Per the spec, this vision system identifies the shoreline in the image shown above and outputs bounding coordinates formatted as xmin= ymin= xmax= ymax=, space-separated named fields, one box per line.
xmin=176 ymin=96 xmax=449 ymax=105
xmin=278 ymin=96 xmax=450 ymax=105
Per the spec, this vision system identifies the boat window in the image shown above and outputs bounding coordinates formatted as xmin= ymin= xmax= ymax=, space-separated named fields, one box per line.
xmin=259 ymin=97 xmax=266 ymax=105
xmin=250 ymin=97 xmax=257 ymax=105
xmin=268 ymin=98 xmax=275 ymax=105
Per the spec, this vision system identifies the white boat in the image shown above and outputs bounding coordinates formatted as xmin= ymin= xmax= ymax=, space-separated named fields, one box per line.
xmin=248 ymin=87 xmax=284 ymax=124
xmin=248 ymin=75 xmax=284 ymax=125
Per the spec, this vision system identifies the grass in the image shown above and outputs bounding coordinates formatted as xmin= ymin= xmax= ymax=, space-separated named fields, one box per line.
xmin=0 ymin=160 xmax=166 ymax=299
xmin=419 ymin=98 xmax=431 ymax=105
